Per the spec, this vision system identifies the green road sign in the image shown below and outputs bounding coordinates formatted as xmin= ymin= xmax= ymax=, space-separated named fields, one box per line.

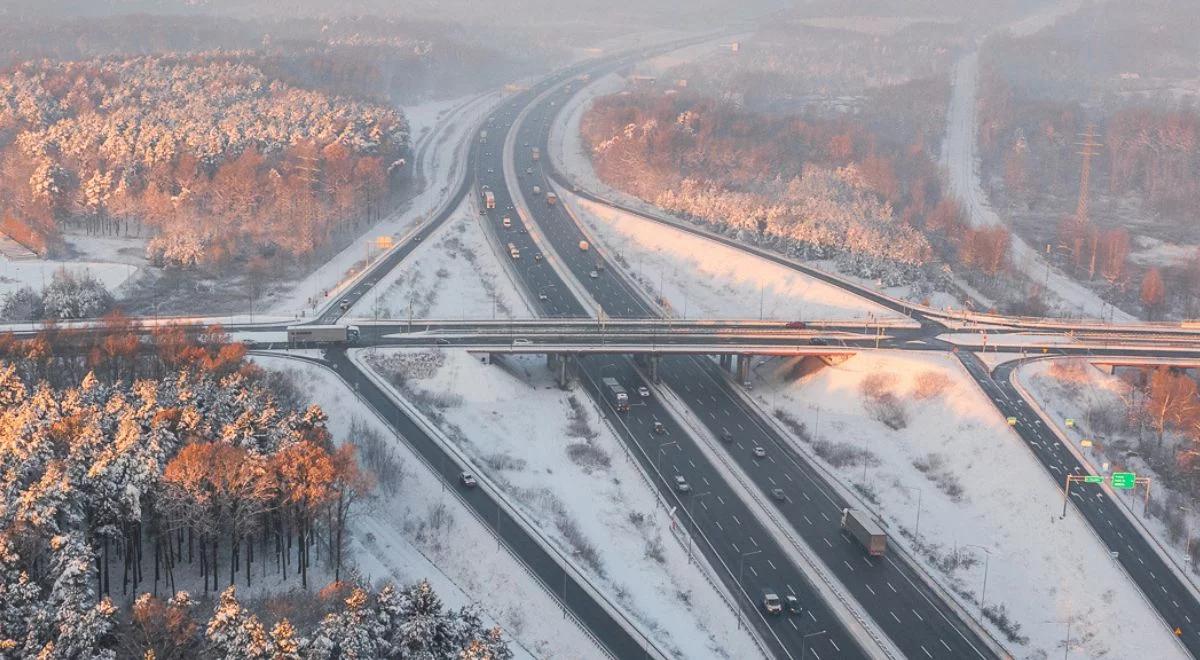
xmin=1111 ymin=472 xmax=1136 ymax=489
xmin=1084 ymin=476 xmax=1103 ymax=484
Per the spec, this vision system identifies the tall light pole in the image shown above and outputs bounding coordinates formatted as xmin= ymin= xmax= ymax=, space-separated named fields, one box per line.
xmin=899 ymin=484 xmax=923 ymax=540
xmin=962 ymin=544 xmax=991 ymax=610
xmin=737 ymin=549 xmax=762 ymax=629
xmin=1043 ymin=619 xmax=1072 ymax=660
xmin=800 ymin=630 xmax=827 ymax=658
xmin=657 ymin=440 xmax=678 ymax=478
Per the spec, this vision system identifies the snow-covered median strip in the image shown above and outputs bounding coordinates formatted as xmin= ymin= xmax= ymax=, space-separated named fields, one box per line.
xmin=251 ymin=353 xmax=602 ymax=660
xmin=358 ymin=347 xmax=766 ymax=659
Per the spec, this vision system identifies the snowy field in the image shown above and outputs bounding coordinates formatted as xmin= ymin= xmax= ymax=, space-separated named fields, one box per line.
xmin=345 ymin=201 xmax=531 ymax=321
xmin=749 ymin=350 xmax=1182 ymax=658
xmin=564 ymin=194 xmax=905 ymax=323
xmin=252 ymin=353 xmax=602 ymax=660
xmin=363 ymin=347 xmax=765 ymax=660
xmin=1016 ymin=358 xmax=1200 ymax=585
xmin=0 ymin=257 xmax=138 ymax=300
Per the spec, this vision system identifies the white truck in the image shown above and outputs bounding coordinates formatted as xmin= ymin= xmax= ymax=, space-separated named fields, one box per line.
xmin=287 ymin=325 xmax=360 ymax=345
xmin=507 ymin=242 xmax=520 ymax=259
xmin=531 ymin=146 xmax=540 ymax=161
xmin=841 ymin=508 xmax=887 ymax=556
xmin=479 ymin=129 xmax=488 ymax=144
xmin=481 ymin=185 xmax=495 ymax=211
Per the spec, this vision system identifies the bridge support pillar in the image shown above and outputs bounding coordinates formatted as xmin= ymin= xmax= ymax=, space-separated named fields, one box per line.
xmin=553 ymin=353 xmax=574 ymax=389
xmin=719 ymin=354 xmax=732 ymax=371
xmin=736 ymin=354 xmax=751 ymax=384
xmin=649 ymin=355 xmax=661 ymax=384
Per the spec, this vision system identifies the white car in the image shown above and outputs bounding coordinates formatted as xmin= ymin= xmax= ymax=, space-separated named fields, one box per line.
xmin=637 ymin=386 xmax=651 ymax=398
xmin=459 ymin=472 xmax=477 ymax=488
xmin=589 ymin=270 xmax=599 ymax=279
xmin=513 ymin=338 xmax=532 ymax=346
xmin=673 ymin=475 xmax=691 ymax=493
xmin=753 ymin=446 xmax=767 ymax=458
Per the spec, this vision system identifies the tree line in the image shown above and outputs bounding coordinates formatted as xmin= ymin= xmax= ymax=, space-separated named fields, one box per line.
xmin=582 ymin=90 xmax=1017 ymax=296
xmin=0 ymin=53 xmax=410 ymax=267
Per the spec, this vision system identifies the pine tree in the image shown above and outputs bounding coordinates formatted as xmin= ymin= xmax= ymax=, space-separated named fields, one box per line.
xmin=205 ymin=586 xmax=269 ymax=660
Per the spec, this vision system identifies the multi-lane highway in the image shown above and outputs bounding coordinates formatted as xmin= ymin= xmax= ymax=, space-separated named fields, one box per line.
xmin=52 ymin=32 xmax=1198 ymax=660
xmin=472 ymin=49 xmax=1006 ymax=660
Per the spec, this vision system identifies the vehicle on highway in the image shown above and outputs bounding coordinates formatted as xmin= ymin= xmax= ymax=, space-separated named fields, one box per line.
xmin=546 ymin=192 xmax=558 ymax=205
xmin=481 ymin=186 xmax=495 ymax=211
xmin=785 ymin=321 xmax=807 ymax=329
xmin=602 ymin=377 xmax=629 ymax=412
xmin=507 ymin=242 xmax=520 ymax=259
xmin=531 ymin=146 xmax=540 ymax=161
xmin=785 ymin=595 xmax=801 ymax=615
xmin=637 ymin=385 xmax=650 ymax=398
xmin=720 ymin=430 xmax=733 ymax=443
xmin=653 ymin=421 xmax=665 ymax=434
xmin=287 ymin=325 xmax=360 ymax=345
xmin=579 ymin=240 xmax=589 ymax=251
xmin=513 ymin=338 xmax=532 ymax=346
xmin=771 ymin=488 xmax=786 ymax=502
xmin=1007 ymin=416 xmax=1018 ymax=426
xmin=841 ymin=508 xmax=887 ymax=556
xmin=487 ymin=168 xmax=494 ymax=174
xmin=479 ymin=129 xmax=488 ymax=144
xmin=538 ymin=293 xmax=548 ymax=301
xmin=460 ymin=472 xmax=477 ymax=488
xmin=752 ymin=446 xmax=766 ymax=458
xmin=673 ymin=475 xmax=690 ymax=493
xmin=589 ymin=270 xmax=599 ymax=279
xmin=534 ymin=253 xmax=543 ymax=262
xmin=533 ymin=185 xmax=542 ymax=195
xmin=810 ymin=338 xmax=826 ymax=346
xmin=502 ymin=216 xmax=512 ymax=229
xmin=762 ymin=591 xmax=783 ymax=615
xmin=526 ymin=167 xmax=533 ymax=175
xmin=339 ymin=298 xmax=351 ymax=310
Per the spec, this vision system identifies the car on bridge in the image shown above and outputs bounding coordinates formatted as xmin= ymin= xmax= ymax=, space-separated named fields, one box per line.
xmin=653 ymin=421 xmax=666 ymax=434
xmin=589 ymin=270 xmax=599 ymax=279
xmin=771 ymin=488 xmax=786 ymax=502
xmin=785 ymin=321 xmax=807 ymax=329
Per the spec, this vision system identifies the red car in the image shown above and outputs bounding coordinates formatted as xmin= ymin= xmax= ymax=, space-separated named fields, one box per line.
xmin=785 ymin=321 xmax=806 ymax=329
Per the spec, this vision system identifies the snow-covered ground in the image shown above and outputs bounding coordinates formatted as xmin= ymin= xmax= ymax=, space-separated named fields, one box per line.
xmin=563 ymin=193 xmax=905 ymax=323
xmin=252 ymin=353 xmax=603 ymax=660
xmin=550 ymin=66 xmax=958 ymax=317
xmin=363 ymin=347 xmax=764 ymax=660
xmin=345 ymin=200 xmax=531 ymax=321
xmin=266 ymin=91 xmax=502 ymax=318
xmin=1016 ymin=358 xmax=1200 ymax=586
xmin=939 ymin=331 xmax=1079 ymax=348
xmin=749 ymin=350 xmax=1182 ymax=658
xmin=0 ymin=257 xmax=138 ymax=300
xmin=940 ymin=0 xmax=1133 ymax=322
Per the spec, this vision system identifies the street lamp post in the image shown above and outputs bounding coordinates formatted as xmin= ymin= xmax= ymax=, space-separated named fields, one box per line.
xmin=961 ymin=544 xmax=991 ymax=610
xmin=737 ymin=549 xmax=762 ymax=629
xmin=1042 ymin=619 xmax=1072 ymax=660
xmin=800 ymin=630 xmax=828 ymax=658
xmin=899 ymin=485 xmax=923 ymax=540
xmin=657 ymin=440 xmax=678 ymax=477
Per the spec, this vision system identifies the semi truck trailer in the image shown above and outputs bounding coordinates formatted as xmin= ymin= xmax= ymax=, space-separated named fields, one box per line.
xmin=601 ymin=377 xmax=629 ymax=412
xmin=287 ymin=325 xmax=360 ymax=345
xmin=841 ymin=508 xmax=887 ymax=556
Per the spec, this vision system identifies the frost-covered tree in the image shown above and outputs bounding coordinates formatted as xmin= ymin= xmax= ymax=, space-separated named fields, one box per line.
xmin=206 ymin=586 xmax=269 ymax=660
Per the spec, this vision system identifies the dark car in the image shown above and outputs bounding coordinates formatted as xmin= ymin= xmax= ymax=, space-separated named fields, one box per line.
xmin=785 ymin=321 xmax=807 ymax=329
xmin=771 ymin=488 xmax=786 ymax=502
xmin=785 ymin=595 xmax=801 ymax=614
xmin=720 ymin=429 xmax=734 ymax=443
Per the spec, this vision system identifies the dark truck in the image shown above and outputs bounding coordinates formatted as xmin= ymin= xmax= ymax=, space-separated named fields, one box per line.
xmin=841 ymin=508 xmax=887 ymax=557
xmin=601 ymin=377 xmax=629 ymax=412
